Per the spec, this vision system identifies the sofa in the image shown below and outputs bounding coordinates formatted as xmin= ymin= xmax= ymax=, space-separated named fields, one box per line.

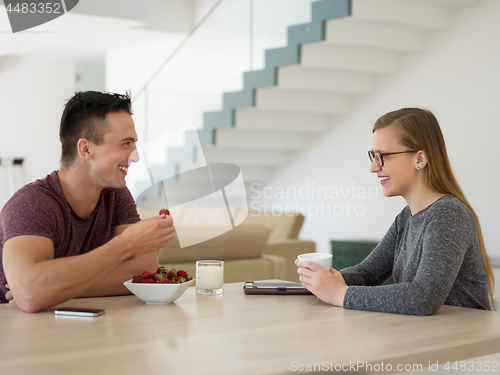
xmin=138 ymin=205 xmax=315 ymax=283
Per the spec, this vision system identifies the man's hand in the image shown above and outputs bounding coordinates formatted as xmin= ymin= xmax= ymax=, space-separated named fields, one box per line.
xmin=296 ymin=259 xmax=348 ymax=307
xmin=117 ymin=215 xmax=175 ymax=258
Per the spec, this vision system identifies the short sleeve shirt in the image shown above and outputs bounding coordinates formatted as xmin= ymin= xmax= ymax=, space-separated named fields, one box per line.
xmin=0 ymin=171 xmax=141 ymax=303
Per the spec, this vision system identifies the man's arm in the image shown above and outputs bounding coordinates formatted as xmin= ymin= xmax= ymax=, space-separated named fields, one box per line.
xmin=3 ymin=216 xmax=173 ymax=313
xmin=76 ymin=224 xmax=159 ymax=298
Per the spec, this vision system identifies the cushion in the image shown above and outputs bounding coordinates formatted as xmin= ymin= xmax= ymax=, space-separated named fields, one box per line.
xmin=157 ymin=224 xmax=271 ymax=263
xmin=241 ymin=211 xmax=305 ymax=240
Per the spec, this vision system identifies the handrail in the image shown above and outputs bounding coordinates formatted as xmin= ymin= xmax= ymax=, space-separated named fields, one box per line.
xmin=133 ymin=0 xmax=225 ymax=100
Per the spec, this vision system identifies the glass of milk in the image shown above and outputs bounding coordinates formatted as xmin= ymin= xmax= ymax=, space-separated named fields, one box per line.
xmin=196 ymin=260 xmax=224 ymax=295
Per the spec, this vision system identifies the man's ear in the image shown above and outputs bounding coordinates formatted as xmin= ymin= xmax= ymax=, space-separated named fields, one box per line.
xmin=416 ymin=150 xmax=428 ymax=170
xmin=77 ymin=138 xmax=92 ymax=160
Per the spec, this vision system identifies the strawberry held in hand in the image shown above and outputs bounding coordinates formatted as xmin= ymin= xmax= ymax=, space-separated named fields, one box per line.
xmin=159 ymin=208 xmax=170 ymax=216
xmin=132 ymin=267 xmax=192 ymax=284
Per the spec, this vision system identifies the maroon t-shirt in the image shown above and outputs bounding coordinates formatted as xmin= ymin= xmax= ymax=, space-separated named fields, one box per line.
xmin=0 ymin=171 xmax=140 ymax=303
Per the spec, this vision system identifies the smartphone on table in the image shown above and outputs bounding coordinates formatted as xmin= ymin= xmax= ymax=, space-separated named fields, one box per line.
xmin=54 ymin=307 xmax=105 ymax=317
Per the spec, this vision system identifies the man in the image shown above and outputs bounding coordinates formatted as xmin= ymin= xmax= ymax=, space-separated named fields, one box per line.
xmin=0 ymin=91 xmax=173 ymax=313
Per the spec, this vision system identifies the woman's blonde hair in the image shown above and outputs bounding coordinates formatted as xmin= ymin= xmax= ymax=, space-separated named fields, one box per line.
xmin=373 ymin=107 xmax=494 ymax=299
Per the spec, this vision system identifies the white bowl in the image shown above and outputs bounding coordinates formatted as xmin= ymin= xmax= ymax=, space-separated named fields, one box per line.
xmin=297 ymin=252 xmax=332 ymax=270
xmin=123 ymin=279 xmax=195 ymax=305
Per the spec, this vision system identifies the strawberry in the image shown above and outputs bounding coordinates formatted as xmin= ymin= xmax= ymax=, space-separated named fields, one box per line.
xmin=167 ymin=270 xmax=176 ymax=279
xmin=132 ymin=275 xmax=143 ymax=283
xmin=172 ymin=276 xmax=181 ymax=283
xmin=133 ymin=268 xmax=192 ymax=283
xmin=159 ymin=208 xmax=170 ymax=216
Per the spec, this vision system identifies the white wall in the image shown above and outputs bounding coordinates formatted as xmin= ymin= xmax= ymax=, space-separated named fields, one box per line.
xmin=254 ymin=0 xmax=500 ymax=259
xmin=76 ymin=62 xmax=105 ymax=92
xmin=0 ymin=56 xmax=75 ymax=187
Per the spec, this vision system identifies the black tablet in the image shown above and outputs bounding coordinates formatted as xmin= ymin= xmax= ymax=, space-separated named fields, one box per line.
xmin=243 ymin=281 xmax=313 ymax=295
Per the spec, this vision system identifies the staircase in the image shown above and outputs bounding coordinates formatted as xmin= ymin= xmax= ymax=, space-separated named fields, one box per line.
xmin=135 ymin=0 xmax=480 ymax=201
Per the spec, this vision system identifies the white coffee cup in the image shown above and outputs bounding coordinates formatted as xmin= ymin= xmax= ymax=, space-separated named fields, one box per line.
xmin=297 ymin=253 xmax=332 ymax=270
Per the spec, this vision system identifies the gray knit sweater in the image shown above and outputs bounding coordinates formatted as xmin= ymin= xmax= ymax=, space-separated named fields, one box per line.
xmin=341 ymin=195 xmax=490 ymax=316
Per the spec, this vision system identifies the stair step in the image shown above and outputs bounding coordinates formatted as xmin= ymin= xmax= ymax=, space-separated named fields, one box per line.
xmin=255 ymin=87 xmax=351 ymax=114
xmin=240 ymin=166 xmax=276 ymax=183
xmin=234 ymin=108 xmax=331 ymax=133
xmin=134 ymin=0 xmax=483 ymax=200
xmin=198 ymin=147 xmax=292 ymax=166
xmin=215 ymin=128 xmax=311 ymax=150
xmin=405 ymin=0 xmax=479 ymax=7
xmin=177 ymin=163 xmax=274 ymax=182
xmin=352 ymin=0 xmax=452 ymax=31
xmin=301 ymin=43 xmax=399 ymax=74
xmin=325 ymin=18 xmax=425 ymax=52
xmin=277 ymin=65 xmax=375 ymax=94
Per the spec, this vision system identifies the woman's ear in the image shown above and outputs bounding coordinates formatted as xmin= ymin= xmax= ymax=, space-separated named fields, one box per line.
xmin=77 ymin=138 xmax=92 ymax=160
xmin=415 ymin=150 xmax=428 ymax=170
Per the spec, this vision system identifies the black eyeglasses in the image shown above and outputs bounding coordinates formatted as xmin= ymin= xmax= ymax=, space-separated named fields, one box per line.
xmin=368 ymin=150 xmax=418 ymax=167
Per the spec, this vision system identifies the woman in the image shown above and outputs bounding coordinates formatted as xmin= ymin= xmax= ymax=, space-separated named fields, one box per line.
xmin=296 ymin=108 xmax=494 ymax=315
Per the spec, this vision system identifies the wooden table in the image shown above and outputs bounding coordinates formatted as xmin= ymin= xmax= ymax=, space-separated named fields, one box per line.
xmin=1 ymin=281 xmax=500 ymax=375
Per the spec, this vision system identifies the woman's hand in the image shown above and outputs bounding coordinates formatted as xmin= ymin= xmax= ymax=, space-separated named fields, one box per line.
xmin=295 ymin=259 xmax=348 ymax=307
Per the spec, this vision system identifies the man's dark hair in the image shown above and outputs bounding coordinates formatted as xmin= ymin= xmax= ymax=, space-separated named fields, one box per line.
xmin=59 ymin=91 xmax=133 ymax=167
